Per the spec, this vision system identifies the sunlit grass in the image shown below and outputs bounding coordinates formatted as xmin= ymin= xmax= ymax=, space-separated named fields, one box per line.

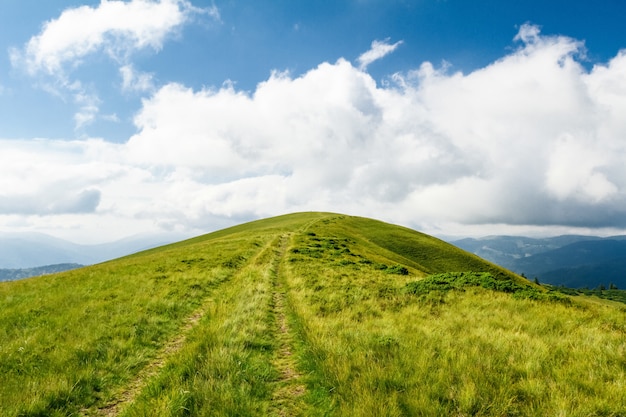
xmin=120 ymin=239 xmax=281 ymax=416
xmin=0 ymin=230 xmax=268 ymax=416
xmin=1 ymin=212 xmax=625 ymax=416
xmin=283 ymin=217 xmax=626 ymax=416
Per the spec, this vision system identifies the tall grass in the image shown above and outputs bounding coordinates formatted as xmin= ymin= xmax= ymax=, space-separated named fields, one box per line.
xmin=0 ymin=232 xmax=268 ymax=416
xmin=1 ymin=212 xmax=625 ymax=416
xmin=282 ymin=216 xmax=626 ymax=416
xmin=120 ymin=238 xmax=281 ymax=416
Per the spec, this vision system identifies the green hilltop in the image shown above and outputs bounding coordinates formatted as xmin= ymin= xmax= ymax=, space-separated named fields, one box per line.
xmin=1 ymin=212 xmax=625 ymax=416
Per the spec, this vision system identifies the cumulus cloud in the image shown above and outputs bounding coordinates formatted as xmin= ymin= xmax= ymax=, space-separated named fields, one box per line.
xmin=10 ymin=0 xmax=216 ymax=75
xmin=3 ymin=24 xmax=626 ymax=241
xmin=0 ymin=139 xmax=106 ymax=215
xmin=9 ymin=0 xmax=217 ymax=130
xmin=357 ymin=38 xmax=403 ymax=70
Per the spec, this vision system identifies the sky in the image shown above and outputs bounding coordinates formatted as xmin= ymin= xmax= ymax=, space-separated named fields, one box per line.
xmin=1 ymin=0 xmax=626 ymax=244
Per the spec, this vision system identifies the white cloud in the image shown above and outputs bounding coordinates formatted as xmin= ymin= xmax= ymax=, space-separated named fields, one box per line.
xmin=102 ymin=113 xmax=121 ymax=123
xmin=9 ymin=0 xmax=217 ymax=131
xmin=357 ymin=38 xmax=403 ymax=70
xmin=545 ymin=134 xmax=617 ymax=202
xmin=3 ymin=25 xmax=626 ymax=242
xmin=0 ymin=190 xmax=101 ymax=216
xmin=10 ymin=0 xmax=215 ymax=75
xmin=120 ymin=64 xmax=155 ymax=92
xmin=514 ymin=22 xmax=542 ymax=44
xmin=73 ymin=89 xmax=101 ymax=130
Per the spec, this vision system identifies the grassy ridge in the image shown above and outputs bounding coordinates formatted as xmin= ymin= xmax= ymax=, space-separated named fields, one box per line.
xmin=339 ymin=216 xmax=521 ymax=278
xmin=1 ymin=212 xmax=625 ymax=416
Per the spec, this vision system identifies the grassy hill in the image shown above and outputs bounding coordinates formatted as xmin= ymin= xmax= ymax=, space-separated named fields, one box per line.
xmin=1 ymin=212 xmax=625 ymax=416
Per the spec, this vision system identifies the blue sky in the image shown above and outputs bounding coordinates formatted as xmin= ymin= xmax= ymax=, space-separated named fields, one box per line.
xmin=3 ymin=0 xmax=624 ymax=141
xmin=1 ymin=0 xmax=626 ymax=243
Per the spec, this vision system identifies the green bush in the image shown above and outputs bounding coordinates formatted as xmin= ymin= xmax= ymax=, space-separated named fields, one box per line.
xmin=405 ymin=272 xmax=570 ymax=304
xmin=385 ymin=265 xmax=409 ymax=275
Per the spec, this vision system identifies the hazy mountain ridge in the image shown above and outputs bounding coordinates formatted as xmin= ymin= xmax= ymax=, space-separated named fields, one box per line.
xmin=451 ymin=235 xmax=626 ymax=288
xmin=0 ymin=263 xmax=83 ymax=282
xmin=0 ymin=231 xmax=191 ymax=269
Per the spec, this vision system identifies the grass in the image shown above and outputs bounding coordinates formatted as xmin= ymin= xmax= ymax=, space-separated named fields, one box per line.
xmin=1 ymin=212 xmax=626 ymax=416
xmin=0 ymin=230 xmax=265 ymax=416
xmin=549 ymin=284 xmax=626 ymax=305
xmin=119 ymin=238 xmax=281 ymax=417
xmin=282 ymin=217 xmax=626 ymax=416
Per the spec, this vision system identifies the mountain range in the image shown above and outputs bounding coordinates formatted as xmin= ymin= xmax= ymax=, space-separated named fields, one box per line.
xmin=0 ymin=231 xmax=190 ymax=269
xmin=0 ymin=263 xmax=83 ymax=282
xmin=450 ymin=234 xmax=626 ymax=288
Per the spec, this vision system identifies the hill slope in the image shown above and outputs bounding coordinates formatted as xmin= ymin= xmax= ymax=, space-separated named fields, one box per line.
xmin=513 ymin=240 xmax=626 ymax=288
xmin=1 ymin=212 xmax=625 ymax=416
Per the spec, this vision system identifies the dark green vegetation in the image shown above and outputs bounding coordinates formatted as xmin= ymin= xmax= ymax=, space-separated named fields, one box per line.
xmin=1 ymin=213 xmax=625 ymax=416
xmin=452 ymin=235 xmax=626 ymax=289
xmin=549 ymin=285 xmax=626 ymax=304
xmin=404 ymin=271 xmax=571 ymax=304
xmin=0 ymin=263 xmax=83 ymax=282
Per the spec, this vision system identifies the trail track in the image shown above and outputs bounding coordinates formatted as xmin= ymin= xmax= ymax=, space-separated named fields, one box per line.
xmin=268 ymin=235 xmax=307 ymax=416
xmin=91 ymin=301 xmax=211 ymax=417
xmin=87 ymin=234 xmax=307 ymax=417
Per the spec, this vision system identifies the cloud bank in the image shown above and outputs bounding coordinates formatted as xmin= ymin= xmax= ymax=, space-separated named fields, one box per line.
xmin=3 ymin=24 xmax=626 ymax=242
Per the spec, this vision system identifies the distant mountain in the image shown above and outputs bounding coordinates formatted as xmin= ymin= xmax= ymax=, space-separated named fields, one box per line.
xmin=451 ymin=235 xmax=626 ymax=289
xmin=539 ymin=258 xmax=626 ymax=289
xmin=0 ymin=232 xmax=191 ymax=269
xmin=0 ymin=263 xmax=83 ymax=282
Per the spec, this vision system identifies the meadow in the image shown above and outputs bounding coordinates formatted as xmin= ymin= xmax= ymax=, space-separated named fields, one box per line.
xmin=1 ymin=212 xmax=625 ymax=416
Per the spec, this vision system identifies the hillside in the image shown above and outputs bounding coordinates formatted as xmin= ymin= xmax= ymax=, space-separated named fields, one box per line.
xmin=1 ymin=212 xmax=625 ymax=416
xmin=513 ymin=240 xmax=626 ymax=288
xmin=452 ymin=235 xmax=626 ymax=288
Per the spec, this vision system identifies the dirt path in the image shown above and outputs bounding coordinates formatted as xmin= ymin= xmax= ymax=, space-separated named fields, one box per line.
xmin=88 ymin=302 xmax=210 ymax=417
xmin=269 ymin=235 xmax=307 ymax=417
xmin=84 ymin=235 xmax=306 ymax=416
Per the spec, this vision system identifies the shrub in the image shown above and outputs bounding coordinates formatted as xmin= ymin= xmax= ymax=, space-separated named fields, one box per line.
xmin=385 ymin=265 xmax=409 ymax=275
xmin=405 ymin=272 xmax=571 ymax=304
